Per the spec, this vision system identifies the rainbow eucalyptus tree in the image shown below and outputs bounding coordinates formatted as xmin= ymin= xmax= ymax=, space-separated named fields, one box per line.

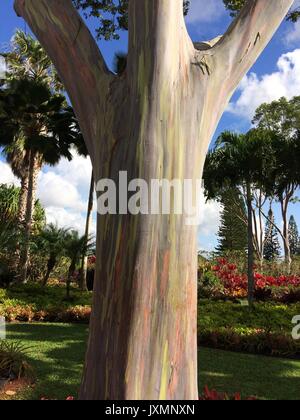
xmin=14 ymin=0 xmax=294 ymax=400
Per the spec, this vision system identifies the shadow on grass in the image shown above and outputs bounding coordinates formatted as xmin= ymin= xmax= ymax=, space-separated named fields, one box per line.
xmin=198 ymin=347 xmax=300 ymax=400
xmin=5 ymin=323 xmax=300 ymax=400
xmin=6 ymin=323 xmax=89 ymax=400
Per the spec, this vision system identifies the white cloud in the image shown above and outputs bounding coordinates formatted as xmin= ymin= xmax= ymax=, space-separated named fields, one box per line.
xmin=197 ymin=190 xmax=221 ymax=251
xmin=0 ymin=151 xmax=94 ymax=235
xmin=0 ymin=161 xmax=20 ymax=185
xmin=186 ymin=0 xmax=225 ymax=24
xmin=37 ymin=171 xmax=86 ymax=212
xmin=50 ymin=152 xmax=92 ymax=193
xmin=227 ymin=49 xmax=300 ymax=121
xmin=45 ymin=206 xmax=95 ymax=235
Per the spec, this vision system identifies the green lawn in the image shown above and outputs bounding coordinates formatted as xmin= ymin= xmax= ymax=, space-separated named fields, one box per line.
xmin=5 ymin=323 xmax=300 ymax=400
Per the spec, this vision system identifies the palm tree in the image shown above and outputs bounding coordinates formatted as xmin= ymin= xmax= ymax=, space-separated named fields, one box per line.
xmin=64 ymin=231 xmax=95 ymax=299
xmin=39 ymin=224 xmax=70 ymax=286
xmin=1 ymin=30 xmax=62 ymax=226
xmin=204 ymin=129 xmax=275 ymax=305
xmin=0 ymin=184 xmax=19 ymax=224
xmin=0 ymin=78 xmax=83 ymax=283
xmin=1 ymin=29 xmax=62 ymax=89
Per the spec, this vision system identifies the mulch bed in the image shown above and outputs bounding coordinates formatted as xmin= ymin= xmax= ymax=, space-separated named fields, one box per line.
xmin=0 ymin=378 xmax=33 ymax=400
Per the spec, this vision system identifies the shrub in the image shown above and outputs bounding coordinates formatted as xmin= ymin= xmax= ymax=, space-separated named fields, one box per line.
xmin=199 ymin=386 xmax=257 ymax=401
xmin=198 ymin=328 xmax=300 ymax=357
xmin=0 ymin=341 xmax=35 ymax=381
xmin=200 ymin=257 xmax=300 ymax=302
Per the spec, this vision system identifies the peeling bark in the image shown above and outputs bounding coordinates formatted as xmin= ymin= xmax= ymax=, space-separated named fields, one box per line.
xmin=14 ymin=0 xmax=293 ymax=400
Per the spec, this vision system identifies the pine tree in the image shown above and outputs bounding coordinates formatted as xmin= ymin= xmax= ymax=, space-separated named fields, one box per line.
xmin=264 ymin=208 xmax=281 ymax=261
xmin=216 ymin=188 xmax=248 ymax=254
xmin=288 ymin=215 xmax=300 ymax=256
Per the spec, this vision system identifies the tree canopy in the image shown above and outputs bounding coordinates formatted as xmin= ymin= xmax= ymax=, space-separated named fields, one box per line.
xmin=73 ymin=0 xmax=299 ymax=40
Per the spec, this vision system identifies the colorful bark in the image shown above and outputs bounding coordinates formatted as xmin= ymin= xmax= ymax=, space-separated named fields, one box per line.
xmin=14 ymin=0 xmax=294 ymax=400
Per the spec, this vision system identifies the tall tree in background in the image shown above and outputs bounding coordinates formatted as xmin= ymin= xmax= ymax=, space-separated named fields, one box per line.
xmin=253 ymin=97 xmax=300 ymax=267
xmin=288 ymin=216 xmax=300 ymax=256
xmin=204 ymin=130 xmax=274 ymax=306
xmin=263 ymin=207 xmax=281 ymax=261
xmin=216 ymin=188 xmax=247 ymax=254
xmin=1 ymin=30 xmax=62 ymax=226
xmin=15 ymin=0 xmax=293 ymax=400
xmin=0 ymin=78 xmax=83 ymax=283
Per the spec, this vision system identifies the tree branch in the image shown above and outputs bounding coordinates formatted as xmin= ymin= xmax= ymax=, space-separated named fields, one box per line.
xmin=212 ymin=0 xmax=294 ymax=94
xmin=14 ymin=0 xmax=114 ymax=155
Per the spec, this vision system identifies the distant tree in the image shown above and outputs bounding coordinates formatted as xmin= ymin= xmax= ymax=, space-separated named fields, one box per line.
xmin=253 ymin=97 xmax=300 ymax=267
xmin=38 ymin=224 xmax=70 ymax=287
xmin=0 ymin=30 xmax=62 ymax=226
xmin=0 ymin=183 xmax=45 ymax=230
xmin=263 ymin=207 xmax=281 ymax=261
xmin=64 ymin=230 xmax=95 ymax=299
xmin=216 ymin=188 xmax=247 ymax=254
xmin=224 ymin=0 xmax=299 ymax=20
xmin=204 ymin=129 xmax=274 ymax=305
xmin=0 ymin=78 xmax=83 ymax=283
xmin=288 ymin=216 xmax=300 ymax=256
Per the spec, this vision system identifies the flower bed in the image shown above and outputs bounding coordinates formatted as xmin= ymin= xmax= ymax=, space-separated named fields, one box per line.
xmin=0 ymin=304 xmax=91 ymax=323
xmin=200 ymin=258 xmax=300 ymax=302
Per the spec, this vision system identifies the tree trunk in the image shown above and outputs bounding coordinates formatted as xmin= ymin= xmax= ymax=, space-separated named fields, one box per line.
xmin=12 ymin=171 xmax=30 ymax=274
xmin=79 ymin=171 xmax=94 ymax=291
xmin=15 ymin=0 xmax=293 ymax=400
xmin=247 ymin=183 xmax=255 ymax=306
xmin=280 ymin=197 xmax=292 ymax=271
xmin=42 ymin=256 xmax=56 ymax=287
xmin=66 ymin=263 xmax=75 ymax=300
xmin=19 ymin=151 xmax=41 ymax=283
xmin=18 ymin=173 xmax=29 ymax=226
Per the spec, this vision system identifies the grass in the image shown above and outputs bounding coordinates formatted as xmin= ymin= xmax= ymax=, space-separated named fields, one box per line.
xmin=0 ymin=283 xmax=92 ymax=311
xmin=198 ymin=299 xmax=300 ymax=334
xmin=5 ymin=323 xmax=88 ymax=400
xmin=4 ymin=323 xmax=300 ymax=400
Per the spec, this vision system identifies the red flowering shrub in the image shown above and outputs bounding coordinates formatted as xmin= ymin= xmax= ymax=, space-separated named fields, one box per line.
xmin=208 ymin=258 xmax=300 ymax=301
xmin=199 ymin=386 xmax=257 ymax=401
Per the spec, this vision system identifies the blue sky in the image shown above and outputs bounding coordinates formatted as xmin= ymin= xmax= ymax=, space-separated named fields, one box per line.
xmin=0 ymin=0 xmax=300 ymax=252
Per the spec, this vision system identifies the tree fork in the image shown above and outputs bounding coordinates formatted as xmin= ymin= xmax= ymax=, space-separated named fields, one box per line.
xmin=14 ymin=0 xmax=294 ymax=400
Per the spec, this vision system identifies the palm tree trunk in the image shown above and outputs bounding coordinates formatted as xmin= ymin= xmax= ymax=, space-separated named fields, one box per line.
xmin=18 ymin=173 xmax=29 ymax=226
xmin=12 ymin=172 xmax=30 ymax=275
xmin=66 ymin=263 xmax=75 ymax=300
xmin=247 ymin=183 xmax=255 ymax=306
xmin=42 ymin=268 xmax=52 ymax=287
xmin=42 ymin=257 xmax=56 ymax=287
xmin=19 ymin=151 xmax=41 ymax=283
xmin=79 ymin=170 xmax=94 ymax=291
xmin=280 ymin=197 xmax=292 ymax=272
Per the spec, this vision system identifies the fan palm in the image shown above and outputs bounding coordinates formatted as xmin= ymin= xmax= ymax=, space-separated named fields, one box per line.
xmin=0 ymin=30 xmax=63 ymax=226
xmin=64 ymin=231 xmax=95 ymax=299
xmin=38 ymin=224 xmax=70 ymax=286
xmin=204 ymin=129 xmax=275 ymax=305
xmin=0 ymin=78 xmax=83 ymax=283
xmin=1 ymin=29 xmax=62 ymax=89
